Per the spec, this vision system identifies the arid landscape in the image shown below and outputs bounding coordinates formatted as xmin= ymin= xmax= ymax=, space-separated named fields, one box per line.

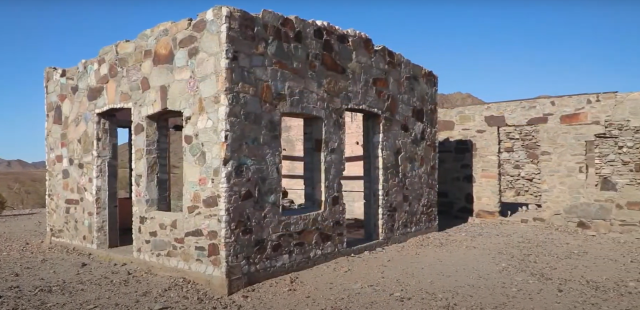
xmin=0 ymin=159 xmax=47 ymax=211
xmin=1 ymin=210 xmax=639 ymax=309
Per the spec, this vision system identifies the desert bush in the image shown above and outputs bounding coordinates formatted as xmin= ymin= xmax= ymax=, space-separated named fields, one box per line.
xmin=0 ymin=192 xmax=6 ymax=214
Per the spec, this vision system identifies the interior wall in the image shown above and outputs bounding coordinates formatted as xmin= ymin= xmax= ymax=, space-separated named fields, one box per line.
xmin=281 ymin=117 xmax=305 ymax=208
xmin=343 ymin=112 xmax=365 ymax=220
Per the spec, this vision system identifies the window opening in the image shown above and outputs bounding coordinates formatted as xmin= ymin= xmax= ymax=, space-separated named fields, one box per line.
xmin=280 ymin=114 xmax=323 ymax=216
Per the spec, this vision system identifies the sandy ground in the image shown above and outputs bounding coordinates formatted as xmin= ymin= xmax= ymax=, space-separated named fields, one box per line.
xmin=1 ymin=211 xmax=640 ymax=310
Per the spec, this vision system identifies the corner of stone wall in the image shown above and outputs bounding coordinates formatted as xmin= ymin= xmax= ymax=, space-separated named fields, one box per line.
xmin=44 ymin=65 xmax=67 ymax=244
xmin=205 ymin=4 xmax=235 ymax=291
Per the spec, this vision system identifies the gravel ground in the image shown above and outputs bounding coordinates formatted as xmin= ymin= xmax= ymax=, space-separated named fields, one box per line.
xmin=1 ymin=212 xmax=639 ymax=310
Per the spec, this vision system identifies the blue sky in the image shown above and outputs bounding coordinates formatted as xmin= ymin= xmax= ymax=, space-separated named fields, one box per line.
xmin=1 ymin=1 xmax=638 ymax=162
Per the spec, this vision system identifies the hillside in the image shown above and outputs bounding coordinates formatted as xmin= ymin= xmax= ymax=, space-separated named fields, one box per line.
xmin=0 ymin=158 xmax=46 ymax=172
xmin=438 ymin=92 xmax=486 ymax=109
xmin=0 ymin=158 xmax=48 ymax=210
xmin=0 ymin=170 xmax=46 ymax=210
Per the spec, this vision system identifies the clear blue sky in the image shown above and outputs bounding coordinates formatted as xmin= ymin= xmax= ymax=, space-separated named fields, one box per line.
xmin=1 ymin=1 xmax=638 ymax=162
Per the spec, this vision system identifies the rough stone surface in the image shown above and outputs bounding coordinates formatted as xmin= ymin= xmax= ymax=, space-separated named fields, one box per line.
xmin=499 ymin=126 xmax=542 ymax=203
xmin=564 ymin=202 xmax=613 ymax=221
xmin=44 ymin=6 xmax=438 ymax=295
xmin=594 ymin=121 xmax=640 ymax=195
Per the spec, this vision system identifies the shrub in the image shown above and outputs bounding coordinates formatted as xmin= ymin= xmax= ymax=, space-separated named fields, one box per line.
xmin=0 ymin=193 xmax=6 ymax=215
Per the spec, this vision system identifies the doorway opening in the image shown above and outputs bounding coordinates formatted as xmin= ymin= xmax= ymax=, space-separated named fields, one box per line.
xmin=116 ymin=126 xmax=133 ymax=246
xmin=437 ymin=138 xmax=474 ymax=231
xmin=98 ymin=108 xmax=133 ymax=248
xmin=344 ymin=109 xmax=381 ymax=247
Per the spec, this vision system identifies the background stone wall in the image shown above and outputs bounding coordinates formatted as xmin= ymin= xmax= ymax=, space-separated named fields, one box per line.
xmin=592 ymin=120 xmax=640 ymax=233
xmin=438 ymin=91 xmax=640 ymax=234
xmin=498 ymin=126 xmax=542 ymax=203
xmin=595 ymin=121 xmax=640 ymax=192
xmin=220 ymin=7 xmax=438 ymax=288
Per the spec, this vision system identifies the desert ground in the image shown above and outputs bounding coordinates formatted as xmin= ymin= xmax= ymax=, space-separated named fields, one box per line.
xmin=1 ymin=211 xmax=639 ymax=310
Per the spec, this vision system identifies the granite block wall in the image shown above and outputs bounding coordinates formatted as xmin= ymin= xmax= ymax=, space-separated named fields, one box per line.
xmin=46 ymin=5 xmax=439 ymax=294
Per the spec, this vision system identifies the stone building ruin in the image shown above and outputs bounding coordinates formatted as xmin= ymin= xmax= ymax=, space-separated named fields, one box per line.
xmin=438 ymin=91 xmax=640 ymax=233
xmin=44 ymin=6 xmax=438 ymax=295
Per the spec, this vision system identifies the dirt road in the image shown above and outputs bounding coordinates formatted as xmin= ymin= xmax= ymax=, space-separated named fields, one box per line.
xmin=1 ymin=211 xmax=639 ymax=310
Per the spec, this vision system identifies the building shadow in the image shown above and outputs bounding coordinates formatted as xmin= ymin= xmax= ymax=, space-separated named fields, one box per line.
xmin=437 ymin=138 xmax=474 ymax=231
xmin=0 ymin=212 xmax=40 ymax=218
xmin=498 ymin=202 xmax=538 ymax=217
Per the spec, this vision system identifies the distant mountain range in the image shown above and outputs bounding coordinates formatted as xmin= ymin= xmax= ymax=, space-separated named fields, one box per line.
xmin=0 ymin=158 xmax=46 ymax=172
xmin=437 ymin=92 xmax=485 ymax=109
xmin=0 ymin=159 xmax=47 ymax=211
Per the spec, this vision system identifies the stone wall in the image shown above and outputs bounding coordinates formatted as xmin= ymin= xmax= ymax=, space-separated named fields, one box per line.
xmin=438 ymin=91 xmax=640 ymax=234
xmin=221 ymin=7 xmax=438 ymax=290
xmin=46 ymin=5 xmax=438 ymax=294
xmin=46 ymin=7 xmax=232 ymax=291
xmin=498 ymin=126 xmax=542 ymax=203
xmin=595 ymin=121 xmax=640 ymax=192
